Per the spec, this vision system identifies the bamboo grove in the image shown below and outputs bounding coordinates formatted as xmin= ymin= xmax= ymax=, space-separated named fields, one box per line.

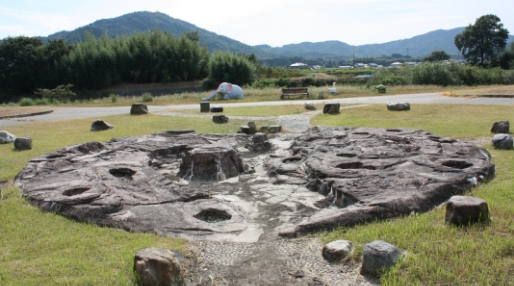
xmin=0 ymin=30 xmax=210 ymax=99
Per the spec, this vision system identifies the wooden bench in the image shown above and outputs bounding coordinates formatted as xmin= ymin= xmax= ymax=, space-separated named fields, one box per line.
xmin=281 ymin=87 xmax=310 ymax=100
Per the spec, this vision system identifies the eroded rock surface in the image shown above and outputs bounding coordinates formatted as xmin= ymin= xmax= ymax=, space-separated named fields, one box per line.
xmin=15 ymin=127 xmax=494 ymax=242
xmin=269 ymin=126 xmax=494 ymax=237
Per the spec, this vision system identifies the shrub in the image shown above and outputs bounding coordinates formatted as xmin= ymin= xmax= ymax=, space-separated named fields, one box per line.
xmin=275 ymin=77 xmax=291 ymax=88
xmin=19 ymin=97 xmax=35 ymax=106
xmin=110 ymin=93 xmax=119 ymax=103
xmin=141 ymin=92 xmax=153 ymax=102
xmin=35 ymin=84 xmax=76 ymax=102
xmin=206 ymin=51 xmax=255 ymax=87
xmin=34 ymin=98 xmax=50 ymax=105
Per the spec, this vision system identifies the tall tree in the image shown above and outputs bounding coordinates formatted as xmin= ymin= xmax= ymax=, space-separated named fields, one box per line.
xmin=454 ymin=14 xmax=509 ymax=66
xmin=424 ymin=50 xmax=451 ymax=62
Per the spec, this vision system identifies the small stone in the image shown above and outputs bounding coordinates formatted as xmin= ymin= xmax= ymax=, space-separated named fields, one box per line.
xmin=0 ymin=130 xmax=16 ymax=144
xmin=210 ymin=106 xmax=223 ymax=113
xmin=90 ymin=119 xmax=114 ymax=131
xmin=387 ymin=102 xmax=410 ymax=111
xmin=491 ymin=133 xmax=513 ymax=150
xmin=14 ymin=136 xmax=32 ymax=151
xmin=323 ymin=103 xmax=340 ymax=114
xmin=248 ymin=122 xmax=257 ymax=134
xmin=269 ymin=125 xmax=282 ymax=133
xmin=322 ymin=240 xmax=354 ymax=261
xmin=134 ymin=247 xmax=185 ymax=286
xmin=213 ymin=115 xmax=229 ymax=124
xmin=259 ymin=126 xmax=270 ymax=133
xmin=238 ymin=126 xmax=251 ymax=134
xmin=445 ymin=195 xmax=489 ymax=225
xmin=305 ymin=102 xmax=317 ymax=110
xmin=361 ymin=240 xmax=406 ymax=277
xmin=491 ymin=121 xmax=509 ymax=134
xmin=253 ymin=132 xmax=267 ymax=144
xmin=200 ymin=101 xmax=210 ymax=113
xmin=130 ymin=103 xmax=148 ymax=115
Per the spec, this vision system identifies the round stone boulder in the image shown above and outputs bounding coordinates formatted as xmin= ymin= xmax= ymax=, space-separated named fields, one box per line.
xmin=305 ymin=102 xmax=317 ymax=110
xmin=14 ymin=136 xmax=32 ymax=151
xmin=445 ymin=195 xmax=489 ymax=225
xmin=387 ymin=102 xmax=410 ymax=111
xmin=322 ymin=240 xmax=354 ymax=262
xmin=130 ymin=103 xmax=148 ymax=115
xmin=90 ymin=119 xmax=114 ymax=131
xmin=248 ymin=122 xmax=257 ymax=134
xmin=134 ymin=248 xmax=185 ymax=286
xmin=491 ymin=121 xmax=509 ymax=134
xmin=213 ymin=114 xmax=229 ymax=124
xmin=361 ymin=240 xmax=406 ymax=277
xmin=0 ymin=130 xmax=16 ymax=144
xmin=491 ymin=133 xmax=513 ymax=150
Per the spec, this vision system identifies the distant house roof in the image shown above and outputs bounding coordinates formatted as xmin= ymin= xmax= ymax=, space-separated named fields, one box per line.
xmin=390 ymin=62 xmax=403 ymax=67
xmin=290 ymin=62 xmax=308 ymax=67
xmin=339 ymin=66 xmax=352 ymax=69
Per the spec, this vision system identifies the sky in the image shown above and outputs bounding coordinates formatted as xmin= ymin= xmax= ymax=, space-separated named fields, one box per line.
xmin=1 ymin=0 xmax=513 ymax=47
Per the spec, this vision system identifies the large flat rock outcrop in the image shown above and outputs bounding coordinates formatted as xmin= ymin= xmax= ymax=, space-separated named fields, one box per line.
xmin=14 ymin=127 xmax=494 ymax=240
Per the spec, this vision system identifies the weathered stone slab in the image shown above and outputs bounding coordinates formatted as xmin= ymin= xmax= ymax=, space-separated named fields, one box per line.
xmin=274 ymin=126 xmax=494 ymax=237
xmin=491 ymin=121 xmax=509 ymax=134
xmin=90 ymin=119 xmax=114 ymax=131
xmin=361 ymin=240 xmax=405 ymax=277
xmin=445 ymin=195 xmax=489 ymax=225
xmin=134 ymin=248 xmax=185 ymax=286
xmin=130 ymin=103 xmax=148 ymax=115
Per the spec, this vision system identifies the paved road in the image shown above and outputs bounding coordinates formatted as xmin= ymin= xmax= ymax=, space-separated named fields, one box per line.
xmin=1 ymin=92 xmax=513 ymax=127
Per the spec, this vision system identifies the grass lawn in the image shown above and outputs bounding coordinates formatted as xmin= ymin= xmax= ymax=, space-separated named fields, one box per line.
xmin=0 ymin=114 xmax=276 ymax=285
xmin=1 ymin=103 xmax=514 ymax=284
xmin=313 ymin=104 xmax=514 ymax=285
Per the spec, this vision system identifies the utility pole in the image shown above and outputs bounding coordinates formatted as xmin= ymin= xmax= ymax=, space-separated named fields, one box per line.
xmin=406 ymin=48 xmax=409 ymax=57
xmin=352 ymin=50 xmax=355 ymax=66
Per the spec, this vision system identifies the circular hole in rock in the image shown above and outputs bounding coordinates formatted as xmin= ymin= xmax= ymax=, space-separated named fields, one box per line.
xmin=63 ymin=187 xmax=90 ymax=196
xmin=441 ymin=160 xmax=473 ymax=169
xmin=193 ymin=208 xmax=232 ymax=223
xmin=336 ymin=162 xmax=364 ymax=169
xmin=282 ymin=156 xmax=302 ymax=163
xmin=109 ymin=168 xmax=136 ymax=179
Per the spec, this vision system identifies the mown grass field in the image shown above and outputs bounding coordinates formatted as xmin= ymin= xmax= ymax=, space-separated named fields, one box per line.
xmin=1 ymin=102 xmax=514 ymax=285
xmin=313 ymin=104 xmax=514 ymax=285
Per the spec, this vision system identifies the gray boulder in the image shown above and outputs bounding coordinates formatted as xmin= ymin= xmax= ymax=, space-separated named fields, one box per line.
xmin=90 ymin=119 xmax=114 ymax=131
xmin=238 ymin=126 xmax=251 ymax=134
xmin=0 ymin=130 xmax=16 ymax=144
xmin=130 ymin=103 xmax=148 ymax=115
xmin=361 ymin=240 xmax=406 ymax=276
xmin=322 ymin=240 xmax=354 ymax=262
xmin=134 ymin=248 xmax=185 ymax=286
xmin=491 ymin=121 xmax=509 ymax=134
xmin=387 ymin=102 xmax=410 ymax=111
xmin=210 ymin=106 xmax=223 ymax=113
xmin=200 ymin=101 xmax=210 ymax=113
xmin=213 ymin=115 xmax=229 ymax=124
xmin=14 ymin=136 xmax=32 ymax=151
xmin=323 ymin=103 xmax=340 ymax=114
xmin=445 ymin=195 xmax=489 ymax=225
xmin=248 ymin=122 xmax=257 ymax=134
xmin=269 ymin=125 xmax=282 ymax=133
xmin=305 ymin=102 xmax=317 ymax=110
xmin=492 ymin=133 xmax=513 ymax=149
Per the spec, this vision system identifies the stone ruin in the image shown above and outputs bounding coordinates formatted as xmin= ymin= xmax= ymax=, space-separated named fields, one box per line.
xmin=14 ymin=126 xmax=495 ymax=242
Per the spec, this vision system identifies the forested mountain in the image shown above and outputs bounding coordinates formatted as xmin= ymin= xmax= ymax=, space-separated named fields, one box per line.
xmin=42 ymin=11 xmax=276 ymax=59
xmin=41 ymin=11 xmax=514 ymax=60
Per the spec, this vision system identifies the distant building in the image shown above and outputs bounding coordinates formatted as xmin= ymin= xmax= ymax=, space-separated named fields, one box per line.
xmin=289 ymin=62 xmax=309 ymax=69
xmin=354 ymin=63 xmax=365 ymax=68
xmin=338 ymin=66 xmax=352 ymax=69
xmin=390 ymin=62 xmax=403 ymax=68
xmin=368 ymin=63 xmax=378 ymax=68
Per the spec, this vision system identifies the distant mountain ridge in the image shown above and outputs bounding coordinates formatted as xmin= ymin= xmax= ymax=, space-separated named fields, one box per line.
xmin=43 ymin=11 xmax=514 ymax=60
